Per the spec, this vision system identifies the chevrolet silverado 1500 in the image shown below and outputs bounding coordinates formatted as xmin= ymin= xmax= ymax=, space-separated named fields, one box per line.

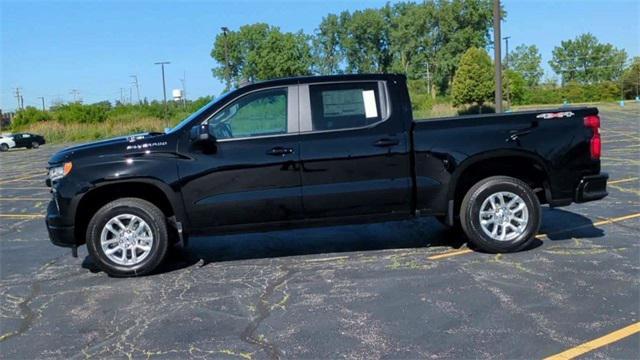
xmin=46 ymin=74 xmax=608 ymax=276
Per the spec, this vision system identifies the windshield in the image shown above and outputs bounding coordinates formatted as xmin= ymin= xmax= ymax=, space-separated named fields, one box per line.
xmin=166 ymin=91 xmax=232 ymax=134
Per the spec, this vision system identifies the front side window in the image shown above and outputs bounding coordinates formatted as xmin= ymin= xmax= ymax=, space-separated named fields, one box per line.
xmin=309 ymin=83 xmax=381 ymax=131
xmin=208 ymin=88 xmax=287 ymax=140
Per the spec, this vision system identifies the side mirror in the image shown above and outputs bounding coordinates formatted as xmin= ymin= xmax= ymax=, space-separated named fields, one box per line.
xmin=189 ymin=124 xmax=217 ymax=152
xmin=190 ymin=124 xmax=216 ymax=143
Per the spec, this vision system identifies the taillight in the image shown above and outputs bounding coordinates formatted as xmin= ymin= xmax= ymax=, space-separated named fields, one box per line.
xmin=584 ymin=115 xmax=600 ymax=128
xmin=584 ymin=115 xmax=601 ymax=160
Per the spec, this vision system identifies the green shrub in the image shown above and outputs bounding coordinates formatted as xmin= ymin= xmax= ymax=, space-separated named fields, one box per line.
xmin=52 ymin=103 xmax=108 ymax=124
xmin=11 ymin=107 xmax=52 ymax=128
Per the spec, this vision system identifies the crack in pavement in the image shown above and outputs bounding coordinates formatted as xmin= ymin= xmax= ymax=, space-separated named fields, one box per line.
xmin=240 ymin=264 xmax=296 ymax=359
xmin=0 ymin=259 xmax=57 ymax=343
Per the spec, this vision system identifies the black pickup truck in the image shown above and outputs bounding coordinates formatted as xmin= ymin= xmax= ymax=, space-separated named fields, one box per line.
xmin=45 ymin=74 xmax=607 ymax=276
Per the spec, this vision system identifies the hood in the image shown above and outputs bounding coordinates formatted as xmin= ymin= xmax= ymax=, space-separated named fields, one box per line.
xmin=48 ymin=132 xmax=165 ymax=165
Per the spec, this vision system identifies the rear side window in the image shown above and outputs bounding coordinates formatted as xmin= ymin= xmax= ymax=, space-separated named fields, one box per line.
xmin=309 ymin=83 xmax=381 ymax=131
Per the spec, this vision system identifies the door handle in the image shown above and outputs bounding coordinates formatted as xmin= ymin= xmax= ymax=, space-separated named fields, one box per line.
xmin=267 ymin=146 xmax=294 ymax=156
xmin=507 ymin=129 xmax=532 ymax=142
xmin=374 ymin=138 xmax=399 ymax=147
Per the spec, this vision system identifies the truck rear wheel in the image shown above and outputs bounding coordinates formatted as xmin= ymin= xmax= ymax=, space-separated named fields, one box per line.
xmin=460 ymin=176 xmax=540 ymax=253
xmin=86 ymin=198 xmax=169 ymax=277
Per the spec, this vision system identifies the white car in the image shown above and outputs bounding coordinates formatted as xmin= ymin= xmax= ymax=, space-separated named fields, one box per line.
xmin=0 ymin=135 xmax=16 ymax=151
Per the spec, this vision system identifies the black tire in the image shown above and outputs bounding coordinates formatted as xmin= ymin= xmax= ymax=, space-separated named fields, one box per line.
xmin=86 ymin=198 xmax=169 ymax=277
xmin=31 ymin=141 xmax=39 ymax=149
xmin=0 ymin=143 xmax=8 ymax=152
xmin=460 ymin=176 xmax=541 ymax=253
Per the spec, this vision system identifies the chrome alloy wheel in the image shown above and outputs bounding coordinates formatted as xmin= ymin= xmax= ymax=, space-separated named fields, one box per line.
xmin=100 ymin=214 xmax=154 ymax=266
xmin=479 ymin=191 xmax=529 ymax=241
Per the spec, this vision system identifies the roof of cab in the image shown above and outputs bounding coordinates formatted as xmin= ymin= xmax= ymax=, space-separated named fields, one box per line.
xmin=239 ymin=73 xmax=406 ymax=90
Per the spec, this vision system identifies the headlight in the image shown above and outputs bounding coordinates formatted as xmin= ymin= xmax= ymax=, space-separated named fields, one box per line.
xmin=49 ymin=162 xmax=73 ymax=181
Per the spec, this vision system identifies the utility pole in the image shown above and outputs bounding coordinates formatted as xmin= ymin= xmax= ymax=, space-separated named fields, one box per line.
xmin=636 ymin=71 xmax=640 ymax=101
xmin=154 ymin=61 xmax=170 ymax=119
xmin=130 ymin=75 xmax=141 ymax=104
xmin=129 ymin=87 xmax=133 ymax=104
xmin=221 ymin=27 xmax=231 ymax=89
xmin=503 ymin=36 xmax=511 ymax=110
xmin=493 ymin=0 xmax=503 ymax=113
xmin=120 ymin=88 xmax=125 ymax=104
xmin=70 ymin=89 xmax=80 ymax=103
xmin=14 ymin=88 xmax=23 ymax=110
xmin=37 ymin=96 xmax=45 ymax=111
xmin=180 ymin=71 xmax=187 ymax=108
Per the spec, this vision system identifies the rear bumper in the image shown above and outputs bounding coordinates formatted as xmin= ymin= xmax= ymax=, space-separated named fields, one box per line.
xmin=46 ymin=200 xmax=76 ymax=247
xmin=575 ymin=173 xmax=608 ymax=203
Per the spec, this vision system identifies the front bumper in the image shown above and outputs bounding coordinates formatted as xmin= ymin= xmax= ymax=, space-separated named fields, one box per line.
xmin=575 ymin=173 xmax=608 ymax=203
xmin=46 ymin=200 xmax=76 ymax=247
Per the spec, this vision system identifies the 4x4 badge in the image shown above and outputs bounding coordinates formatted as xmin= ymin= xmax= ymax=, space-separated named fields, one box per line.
xmin=536 ymin=111 xmax=575 ymax=119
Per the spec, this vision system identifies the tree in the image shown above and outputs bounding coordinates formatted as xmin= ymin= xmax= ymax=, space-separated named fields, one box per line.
xmin=252 ymin=30 xmax=312 ymax=80
xmin=338 ymin=7 xmax=393 ymax=73
xmin=507 ymin=44 xmax=543 ymax=87
xmin=451 ymin=47 xmax=494 ymax=109
xmin=549 ymin=33 xmax=628 ymax=84
xmin=432 ymin=0 xmax=495 ymax=94
xmin=503 ymin=69 xmax=526 ymax=105
xmin=211 ymin=24 xmax=312 ymax=89
xmin=621 ymin=57 xmax=640 ymax=99
xmin=389 ymin=2 xmax=436 ymax=75
xmin=312 ymin=14 xmax=343 ymax=75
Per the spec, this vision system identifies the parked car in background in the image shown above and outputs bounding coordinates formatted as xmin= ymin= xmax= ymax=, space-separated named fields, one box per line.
xmin=11 ymin=133 xmax=46 ymax=149
xmin=0 ymin=135 xmax=16 ymax=151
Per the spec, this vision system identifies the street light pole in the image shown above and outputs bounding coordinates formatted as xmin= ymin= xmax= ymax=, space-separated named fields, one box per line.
xmin=493 ymin=0 xmax=503 ymax=113
xmin=503 ymin=36 xmax=511 ymax=110
xmin=221 ymin=27 xmax=231 ymax=89
xmin=154 ymin=61 xmax=171 ymax=119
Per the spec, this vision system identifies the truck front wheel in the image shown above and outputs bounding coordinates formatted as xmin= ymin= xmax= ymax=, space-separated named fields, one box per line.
xmin=460 ymin=176 xmax=541 ymax=253
xmin=86 ymin=198 xmax=169 ymax=277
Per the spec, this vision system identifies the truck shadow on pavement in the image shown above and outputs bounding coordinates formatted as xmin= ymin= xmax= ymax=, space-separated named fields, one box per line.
xmin=82 ymin=208 xmax=604 ymax=276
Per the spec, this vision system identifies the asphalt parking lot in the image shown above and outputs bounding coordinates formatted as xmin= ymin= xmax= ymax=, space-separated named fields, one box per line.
xmin=0 ymin=104 xmax=638 ymax=359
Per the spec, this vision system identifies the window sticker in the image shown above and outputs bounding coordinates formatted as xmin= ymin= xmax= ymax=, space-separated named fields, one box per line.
xmin=362 ymin=90 xmax=378 ymax=118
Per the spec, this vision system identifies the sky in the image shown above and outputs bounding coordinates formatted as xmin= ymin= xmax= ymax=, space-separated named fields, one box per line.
xmin=1 ymin=0 xmax=638 ymax=111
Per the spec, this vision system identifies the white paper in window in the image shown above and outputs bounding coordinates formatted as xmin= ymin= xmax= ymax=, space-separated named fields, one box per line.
xmin=362 ymin=90 xmax=378 ymax=118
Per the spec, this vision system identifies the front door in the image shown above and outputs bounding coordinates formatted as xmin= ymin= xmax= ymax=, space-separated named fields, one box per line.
xmin=179 ymin=86 xmax=302 ymax=230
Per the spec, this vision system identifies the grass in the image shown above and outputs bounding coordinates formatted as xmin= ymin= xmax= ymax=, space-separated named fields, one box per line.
xmin=18 ymin=115 xmax=171 ymax=143
xmin=12 ymin=100 xmax=637 ymax=144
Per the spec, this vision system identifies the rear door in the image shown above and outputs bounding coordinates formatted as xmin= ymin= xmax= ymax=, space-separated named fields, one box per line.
xmin=297 ymin=81 xmax=412 ymax=219
xmin=12 ymin=134 xmax=25 ymax=147
xmin=179 ymin=85 xmax=303 ymax=230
